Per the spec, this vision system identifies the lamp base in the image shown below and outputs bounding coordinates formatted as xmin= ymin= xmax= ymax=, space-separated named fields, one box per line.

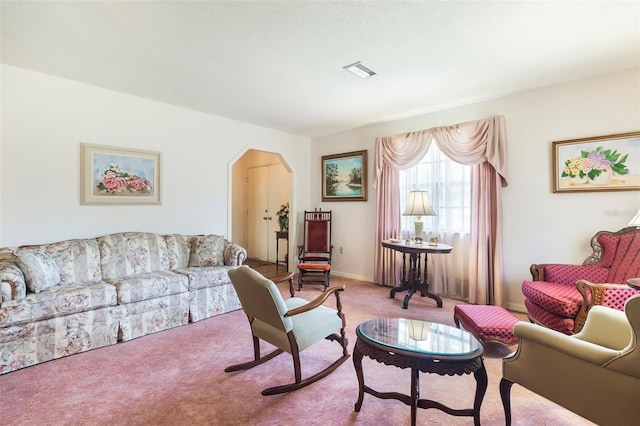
xmin=414 ymin=218 xmax=424 ymax=242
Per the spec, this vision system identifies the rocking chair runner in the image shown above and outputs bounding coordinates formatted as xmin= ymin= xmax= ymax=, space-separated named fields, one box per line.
xmin=225 ymin=266 xmax=349 ymax=396
xmin=297 ymin=209 xmax=332 ymax=290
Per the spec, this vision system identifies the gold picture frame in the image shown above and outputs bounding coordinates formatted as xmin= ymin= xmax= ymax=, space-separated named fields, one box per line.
xmin=552 ymin=131 xmax=640 ymax=193
xmin=321 ymin=150 xmax=367 ymax=201
xmin=80 ymin=143 xmax=161 ymax=205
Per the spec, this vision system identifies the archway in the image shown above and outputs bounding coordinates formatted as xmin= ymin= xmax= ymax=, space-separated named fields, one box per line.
xmin=230 ymin=149 xmax=292 ymax=269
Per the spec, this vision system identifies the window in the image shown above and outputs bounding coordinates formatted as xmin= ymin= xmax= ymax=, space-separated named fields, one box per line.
xmin=399 ymin=143 xmax=472 ymax=300
xmin=399 ymin=144 xmax=471 ymax=238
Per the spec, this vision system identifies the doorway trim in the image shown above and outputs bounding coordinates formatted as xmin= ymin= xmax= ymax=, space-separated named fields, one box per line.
xmin=228 ymin=146 xmax=295 ymax=271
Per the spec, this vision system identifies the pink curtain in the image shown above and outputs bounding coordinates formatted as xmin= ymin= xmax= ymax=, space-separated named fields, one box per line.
xmin=373 ymin=115 xmax=508 ymax=306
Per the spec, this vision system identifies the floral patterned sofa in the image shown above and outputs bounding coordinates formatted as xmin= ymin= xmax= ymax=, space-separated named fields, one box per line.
xmin=0 ymin=232 xmax=246 ymax=374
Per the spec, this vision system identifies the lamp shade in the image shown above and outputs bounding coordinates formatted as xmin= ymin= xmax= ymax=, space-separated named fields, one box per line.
xmin=403 ymin=190 xmax=436 ymax=216
xmin=628 ymin=209 xmax=640 ymax=227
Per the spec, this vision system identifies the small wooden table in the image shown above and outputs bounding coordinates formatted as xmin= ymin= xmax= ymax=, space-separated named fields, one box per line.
xmin=275 ymin=231 xmax=289 ymax=271
xmin=353 ymin=318 xmax=486 ymax=426
xmin=382 ymin=240 xmax=452 ymax=309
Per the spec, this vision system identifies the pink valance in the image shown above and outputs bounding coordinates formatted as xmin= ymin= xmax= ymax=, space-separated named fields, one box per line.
xmin=374 ymin=115 xmax=508 ymax=188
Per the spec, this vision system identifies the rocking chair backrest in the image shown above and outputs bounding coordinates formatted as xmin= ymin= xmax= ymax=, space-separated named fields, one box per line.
xmin=302 ymin=210 xmax=332 ymax=256
xmin=228 ymin=266 xmax=292 ymax=333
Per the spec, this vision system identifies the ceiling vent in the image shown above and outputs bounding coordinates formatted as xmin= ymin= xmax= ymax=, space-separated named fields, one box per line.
xmin=343 ymin=61 xmax=376 ymax=79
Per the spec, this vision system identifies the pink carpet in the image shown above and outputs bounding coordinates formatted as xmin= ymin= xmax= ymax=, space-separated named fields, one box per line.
xmin=0 ymin=276 xmax=594 ymax=425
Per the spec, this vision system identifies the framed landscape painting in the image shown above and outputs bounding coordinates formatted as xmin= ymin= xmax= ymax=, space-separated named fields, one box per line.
xmin=552 ymin=132 xmax=640 ymax=193
xmin=322 ymin=150 xmax=367 ymax=201
xmin=81 ymin=143 xmax=161 ymax=205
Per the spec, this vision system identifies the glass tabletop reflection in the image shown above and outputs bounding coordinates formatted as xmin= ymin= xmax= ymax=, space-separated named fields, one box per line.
xmin=357 ymin=318 xmax=482 ymax=359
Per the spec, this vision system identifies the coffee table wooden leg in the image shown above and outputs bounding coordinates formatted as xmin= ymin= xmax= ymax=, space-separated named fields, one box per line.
xmin=410 ymin=368 xmax=419 ymax=426
xmin=473 ymin=361 xmax=488 ymax=426
xmin=353 ymin=342 xmax=365 ymax=412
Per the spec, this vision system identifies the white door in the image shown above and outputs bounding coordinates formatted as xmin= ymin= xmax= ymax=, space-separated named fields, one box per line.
xmin=246 ymin=163 xmax=288 ymax=262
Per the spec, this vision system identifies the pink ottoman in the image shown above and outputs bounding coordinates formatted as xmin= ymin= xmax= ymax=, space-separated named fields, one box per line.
xmin=454 ymin=304 xmax=520 ymax=346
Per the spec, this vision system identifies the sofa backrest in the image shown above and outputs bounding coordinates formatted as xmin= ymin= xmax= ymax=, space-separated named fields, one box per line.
xmin=98 ymin=232 xmax=170 ymax=279
xmin=19 ymin=238 xmax=102 ymax=284
xmin=589 ymin=228 xmax=640 ymax=283
xmin=606 ymin=232 xmax=640 ymax=283
xmin=164 ymin=234 xmax=199 ymax=269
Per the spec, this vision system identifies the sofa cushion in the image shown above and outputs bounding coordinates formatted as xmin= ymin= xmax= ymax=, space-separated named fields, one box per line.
xmin=98 ymin=232 xmax=171 ymax=279
xmin=524 ymin=298 xmax=576 ymax=335
xmin=173 ymin=266 xmax=233 ymax=291
xmin=189 ymin=235 xmax=225 ymax=267
xmin=164 ymin=234 xmax=196 ymax=269
xmin=0 ymin=281 xmax=117 ymax=327
xmin=14 ymin=249 xmax=61 ymax=293
xmin=522 ymin=280 xmax=583 ymax=318
xmin=106 ymin=271 xmax=189 ymax=304
xmin=30 ymin=239 xmax=103 ymax=284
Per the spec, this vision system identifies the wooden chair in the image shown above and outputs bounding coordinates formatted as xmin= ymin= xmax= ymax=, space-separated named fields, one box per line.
xmin=297 ymin=209 xmax=332 ymax=290
xmin=225 ymin=266 xmax=349 ymax=396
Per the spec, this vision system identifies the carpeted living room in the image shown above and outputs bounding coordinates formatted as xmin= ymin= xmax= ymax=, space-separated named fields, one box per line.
xmin=1 ymin=267 xmax=593 ymax=426
xmin=1 ymin=2 xmax=639 ymax=426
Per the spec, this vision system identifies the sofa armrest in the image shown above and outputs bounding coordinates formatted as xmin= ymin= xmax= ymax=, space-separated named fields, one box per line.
xmin=574 ymin=280 xmax=640 ymax=333
xmin=513 ymin=321 xmax=621 ymax=365
xmin=573 ymin=304 xmax=631 ymax=350
xmin=0 ymin=261 xmax=27 ymax=303
xmin=529 ymin=263 xmax=609 ymax=284
xmin=224 ymin=242 xmax=247 ymax=266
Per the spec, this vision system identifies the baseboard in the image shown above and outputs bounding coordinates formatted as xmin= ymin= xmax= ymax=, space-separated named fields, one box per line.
xmin=507 ymin=302 xmax=526 ymax=314
xmin=330 ymin=270 xmax=373 ymax=282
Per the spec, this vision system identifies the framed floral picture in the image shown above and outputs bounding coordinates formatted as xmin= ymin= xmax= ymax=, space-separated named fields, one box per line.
xmin=322 ymin=150 xmax=367 ymax=201
xmin=552 ymin=132 xmax=640 ymax=193
xmin=80 ymin=143 xmax=161 ymax=205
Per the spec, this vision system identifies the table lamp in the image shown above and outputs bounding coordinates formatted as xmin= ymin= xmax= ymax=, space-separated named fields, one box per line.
xmin=402 ymin=190 xmax=436 ymax=243
xmin=628 ymin=209 xmax=640 ymax=228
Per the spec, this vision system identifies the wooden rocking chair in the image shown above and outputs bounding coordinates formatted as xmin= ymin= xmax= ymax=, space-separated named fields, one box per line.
xmin=297 ymin=209 xmax=332 ymax=290
xmin=225 ymin=266 xmax=349 ymax=396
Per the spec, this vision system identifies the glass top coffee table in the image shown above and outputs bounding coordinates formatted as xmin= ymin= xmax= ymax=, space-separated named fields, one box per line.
xmin=353 ymin=318 xmax=487 ymax=426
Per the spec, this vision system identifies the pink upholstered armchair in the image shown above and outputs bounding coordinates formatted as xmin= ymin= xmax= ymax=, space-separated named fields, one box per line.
xmin=522 ymin=226 xmax=640 ymax=335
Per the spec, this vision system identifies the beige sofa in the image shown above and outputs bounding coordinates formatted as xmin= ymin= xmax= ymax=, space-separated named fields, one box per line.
xmin=0 ymin=232 xmax=246 ymax=374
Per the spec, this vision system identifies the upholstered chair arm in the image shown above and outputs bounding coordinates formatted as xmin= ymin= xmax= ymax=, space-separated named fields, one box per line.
xmin=575 ymin=280 xmax=640 ymax=332
xmin=514 ymin=322 xmax=622 ymax=366
xmin=284 ymin=285 xmax=345 ymax=317
xmin=577 ymin=280 xmax=640 ymax=310
xmin=604 ymin=296 xmax=640 ymax=378
xmin=530 ymin=263 xmax=609 ymax=284
xmin=573 ymin=305 xmax=631 ymax=349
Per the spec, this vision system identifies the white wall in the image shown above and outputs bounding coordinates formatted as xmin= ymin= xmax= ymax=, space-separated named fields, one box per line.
xmin=312 ymin=67 xmax=640 ymax=311
xmin=0 ymin=65 xmax=311 ymax=246
xmin=2 ymin=64 xmax=638 ymax=311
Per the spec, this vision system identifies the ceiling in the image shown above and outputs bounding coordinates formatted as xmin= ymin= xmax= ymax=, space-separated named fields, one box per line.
xmin=2 ymin=1 xmax=639 ymax=138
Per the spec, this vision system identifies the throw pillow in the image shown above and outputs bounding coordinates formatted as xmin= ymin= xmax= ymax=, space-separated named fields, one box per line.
xmin=188 ymin=235 xmax=225 ymax=267
xmin=14 ymin=249 xmax=61 ymax=293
